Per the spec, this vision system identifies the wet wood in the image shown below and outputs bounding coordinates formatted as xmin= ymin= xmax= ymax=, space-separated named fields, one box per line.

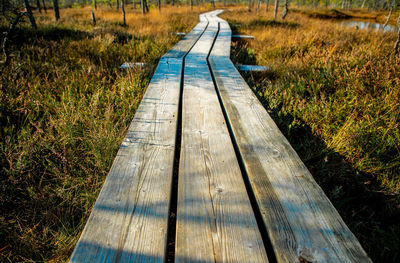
xmin=209 ymin=18 xmax=372 ymax=263
xmin=175 ymin=12 xmax=269 ymax=263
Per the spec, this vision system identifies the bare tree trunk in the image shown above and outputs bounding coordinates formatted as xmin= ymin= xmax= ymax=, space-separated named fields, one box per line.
xmin=211 ymin=0 xmax=215 ymax=8
xmin=108 ymin=0 xmax=111 ymax=8
xmin=172 ymin=0 xmax=175 ymax=6
xmin=274 ymin=0 xmax=279 ymax=19
xmin=383 ymin=0 xmax=394 ymax=30
xmin=1 ymin=0 xmax=5 ymax=14
xmin=42 ymin=0 xmax=46 ymax=12
xmin=1 ymin=13 xmax=25 ymax=65
xmin=361 ymin=0 xmax=366 ymax=8
xmin=248 ymin=0 xmax=251 ymax=11
xmin=93 ymin=0 xmax=97 ymax=10
xmin=24 ymin=0 xmax=37 ymax=29
xmin=325 ymin=0 xmax=329 ymax=8
xmin=266 ymin=0 xmax=269 ymax=11
xmin=91 ymin=10 xmax=96 ymax=25
xmin=394 ymin=13 xmax=400 ymax=56
xmin=141 ymin=0 xmax=149 ymax=14
xmin=190 ymin=0 xmax=193 ymax=10
xmin=116 ymin=0 xmax=119 ymax=10
xmin=282 ymin=0 xmax=288 ymax=19
xmin=122 ymin=0 xmax=126 ymax=26
xmin=158 ymin=0 xmax=161 ymax=11
xmin=37 ymin=0 xmax=41 ymax=13
xmin=52 ymin=0 xmax=60 ymax=21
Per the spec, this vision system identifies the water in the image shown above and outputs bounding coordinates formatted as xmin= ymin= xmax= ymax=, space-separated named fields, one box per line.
xmin=339 ymin=20 xmax=398 ymax=33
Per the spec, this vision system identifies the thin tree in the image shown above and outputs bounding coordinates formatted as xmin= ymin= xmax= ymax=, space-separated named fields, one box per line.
xmin=394 ymin=12 xmax=400 ymax=56
xmin=139 ymin=0 xmax=148 ymax=13
xmin=91 ymin=10 xmax=96 ymax=25
xmin=108 ymin=0 xmax=111 ymax=8
xmin=1 ymin=0 xmax=5 ymax=14
xmin=122 ymin=0 xmax=126 ymax=26
xmin=52 ymin=0 xmax=60 ymax=21
xmin=266 ymin=0 xmax=269 ymax=11
xmin=211 ymin=0 xmax=215 ymax=8
xmin=1 ymin=12 xmax=24 ymax=64
xmin=158 ymin=0 xmax=160 ymax=11
xmin=248 ymin=0 xmax=251 ymax=11
xmin=36 ymin=0 xmax=41 ymax=13
xmin=116 ymin=0 xmax=119 ymax=10
xmin=93 ymin=0 xmax=96 ymax=10
xmin=274 ymin=0 xmax=279 ymax=19
xmin=42 ymin=0 xmax=46 ymax=13
xmin=190 ymin=0 xmax=193 ymax=11
xmin=383 ymin=0 xmax=394 ymax=30
xmin=282 ymin=0 xmax=288 ymax=19
xmin=23 ymin=0 xmax=37 ymax=29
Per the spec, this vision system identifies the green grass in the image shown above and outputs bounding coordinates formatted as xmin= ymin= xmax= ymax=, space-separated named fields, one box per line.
xmin=1 ymin=4 xmax=400 ymax=262
xmin=0 ymin=6 xmax=200 ymax=262
xmin=224 ymin=7 xmax=400 ymax=262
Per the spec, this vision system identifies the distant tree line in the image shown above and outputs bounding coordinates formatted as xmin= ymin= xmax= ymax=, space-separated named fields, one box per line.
xmin=1 ymin=0 xmax=400 ymax=59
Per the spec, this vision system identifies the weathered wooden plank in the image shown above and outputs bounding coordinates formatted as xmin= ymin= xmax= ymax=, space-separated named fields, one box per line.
xmin=209 ymin=19 xmax=372 ymax=263
xmin=232 ymin=35 xmax=254 ymax=39
xmin=69 ymin=14 xmax=211 ymax=263
xmin=175 ymin=16 xmax=269 ymax=262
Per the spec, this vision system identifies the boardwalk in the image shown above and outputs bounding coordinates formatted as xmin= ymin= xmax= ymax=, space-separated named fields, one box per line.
xmin=70 ymin=11 xmax=371 ymax=263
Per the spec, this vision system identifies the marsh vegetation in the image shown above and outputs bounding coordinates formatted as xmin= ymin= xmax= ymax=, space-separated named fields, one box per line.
xmin=1 ymin=1 xmax=399 ymax=262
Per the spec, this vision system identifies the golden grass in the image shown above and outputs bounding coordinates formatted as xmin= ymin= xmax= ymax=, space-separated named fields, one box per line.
xmin=0 ymin=5 xmax=206 ymax=262
xmin=1 ymin=3 xmax=399 ymax=262
xmin=222 ymin=6 xmax=400 ymax=262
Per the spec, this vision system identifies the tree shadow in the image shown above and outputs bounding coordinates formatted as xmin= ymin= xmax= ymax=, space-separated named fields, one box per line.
xmin=0 ymin=25 xmax=90 ymax=44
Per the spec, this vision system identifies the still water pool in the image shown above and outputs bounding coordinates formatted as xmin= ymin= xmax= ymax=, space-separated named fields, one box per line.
xmin=339 ymin=20 xmax=398 ymax=33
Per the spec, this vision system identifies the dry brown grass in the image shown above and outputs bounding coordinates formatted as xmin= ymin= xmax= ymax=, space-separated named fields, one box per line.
xmin=222 ymin=5 xmax=400 ymax=262
xmin=0 ymin=5 xmax=207 ymax=262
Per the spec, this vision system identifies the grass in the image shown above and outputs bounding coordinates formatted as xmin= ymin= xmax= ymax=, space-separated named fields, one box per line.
xmin=1 ymin=3 xmax=399 ymax=262
xmin=222 ymin=5 xmax=400 ymax=262
xmin=294 ymin=7 xmax=400 ymax=25
xmin=0 ymin=5 xmax=207 ymax=262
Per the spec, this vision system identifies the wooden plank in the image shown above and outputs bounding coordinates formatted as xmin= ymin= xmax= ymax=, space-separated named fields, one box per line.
xmin=164 ymin=20 xmax=208 ymax=59
xmin=237 ymin=65 xmax=270 ymax=72
xmin=232 ymin=35 xmax=254 ymax=39
xmin=69 ymin=14 xmax=210 ymax=263
xmin=175 ymin=17 xmax=269 ymax=262
xmin=209 ymin=19 xmax=372 ymax=263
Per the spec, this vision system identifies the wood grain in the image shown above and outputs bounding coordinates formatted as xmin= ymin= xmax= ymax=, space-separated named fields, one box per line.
xmin=175 ymin=15 xmax=268 ymax=263
xmin=69 ymin=13 xmax=210 ymax=263
xmin=209 ymin=18 xmax=372 ymax=263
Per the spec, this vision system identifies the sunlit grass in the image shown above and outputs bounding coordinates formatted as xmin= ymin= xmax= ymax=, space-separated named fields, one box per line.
xmin=222 ymin=5 xmax=400 ymax=262
xmin=0 ymin=5 xmax=203 ymax=262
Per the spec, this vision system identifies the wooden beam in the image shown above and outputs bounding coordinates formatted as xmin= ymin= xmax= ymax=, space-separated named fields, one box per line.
xmin=69 ymin=14 xmax=210 ymax=263
xmin=232 ymin=34 xmax=255 ymax=39
xmin=209 ymin=19 xmax=372 ymax=263
xmin=175 ymin=12 xmax=269 ymax=262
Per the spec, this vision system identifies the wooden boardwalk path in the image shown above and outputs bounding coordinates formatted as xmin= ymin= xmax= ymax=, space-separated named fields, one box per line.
xmin=70 ymin=11 xmax=371 ymax=263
